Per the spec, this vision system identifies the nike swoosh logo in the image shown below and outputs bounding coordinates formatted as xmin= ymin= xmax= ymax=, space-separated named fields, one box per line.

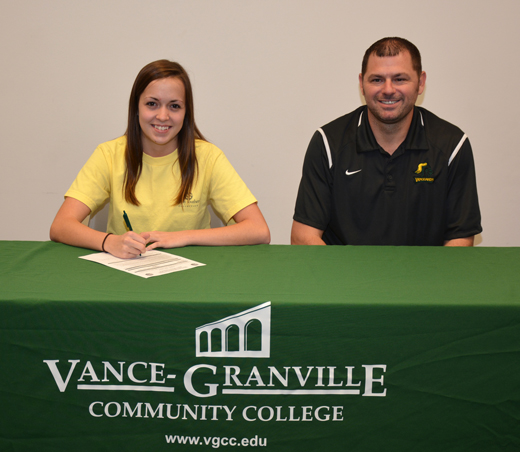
xmin=345 ymin=169 xmax=362 ymax=176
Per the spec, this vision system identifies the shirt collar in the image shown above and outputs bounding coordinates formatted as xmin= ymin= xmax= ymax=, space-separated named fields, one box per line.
xmin=356 ymin=106 xmax=429 ymax=154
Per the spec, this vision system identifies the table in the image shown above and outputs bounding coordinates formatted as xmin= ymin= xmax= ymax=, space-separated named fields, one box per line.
xmin=1 ymin=241 xmax=519 ymax=451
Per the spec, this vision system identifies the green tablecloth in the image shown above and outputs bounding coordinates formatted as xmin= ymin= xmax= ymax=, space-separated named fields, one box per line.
xmin=1 ymin=241 xmax=519 ymax=451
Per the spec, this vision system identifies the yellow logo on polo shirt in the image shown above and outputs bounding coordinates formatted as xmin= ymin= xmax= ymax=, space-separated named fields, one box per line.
xmin=414 ymin=162 xmax=434 ymax=183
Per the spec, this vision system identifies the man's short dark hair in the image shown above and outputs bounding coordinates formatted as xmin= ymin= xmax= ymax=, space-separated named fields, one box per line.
xmin=361 ymin=37 xmax=422 ymax=78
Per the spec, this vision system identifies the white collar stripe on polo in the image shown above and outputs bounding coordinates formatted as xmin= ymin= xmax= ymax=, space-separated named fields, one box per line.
xmin=318 ymin=128 xmax=333 ymax=169
xmin=449 ymin=134 xmax=468 ymax=166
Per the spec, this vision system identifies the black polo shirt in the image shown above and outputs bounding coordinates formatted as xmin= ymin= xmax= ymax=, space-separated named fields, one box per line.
xmin=293 ymin=106 xmax=482 ymax=245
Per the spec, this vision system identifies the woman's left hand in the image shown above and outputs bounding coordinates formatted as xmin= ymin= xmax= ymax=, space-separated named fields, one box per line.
xmin=142 ymin=203 xmax=270 ymax=250
xmin=142 ymin=231 xmax=189 ymax=251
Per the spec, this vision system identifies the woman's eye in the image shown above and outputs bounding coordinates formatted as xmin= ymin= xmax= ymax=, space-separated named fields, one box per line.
xmin=146 ymin=101 xmax=156 ymax=107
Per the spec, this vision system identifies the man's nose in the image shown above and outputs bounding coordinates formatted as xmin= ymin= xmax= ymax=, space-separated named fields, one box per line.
xmin=382 ymin=79 xmax=396 ymax=95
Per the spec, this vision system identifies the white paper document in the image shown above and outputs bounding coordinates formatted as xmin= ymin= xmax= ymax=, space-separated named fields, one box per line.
xmin=79 ymin=250 xmax=205 ymax=278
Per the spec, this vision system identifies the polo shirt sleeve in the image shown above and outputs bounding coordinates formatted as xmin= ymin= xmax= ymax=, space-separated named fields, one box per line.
xmin=293 ymin=131 xmax=333 ymax=231
xmin=207 ymin=149 xmax=257 ymax=225
xmin=65 ymin=145 xmax=112 ymax=215
xmin=445 ymin=138 xmax=482 ymax=240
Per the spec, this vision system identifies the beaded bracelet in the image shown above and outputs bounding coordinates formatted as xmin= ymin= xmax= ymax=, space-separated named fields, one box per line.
xmin=101 ymin=233 xmax=113 ymax=252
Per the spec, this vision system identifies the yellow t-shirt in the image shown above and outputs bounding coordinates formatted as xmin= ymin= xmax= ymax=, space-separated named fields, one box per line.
xmin=65 ymin=136 xmax=257 ymax=235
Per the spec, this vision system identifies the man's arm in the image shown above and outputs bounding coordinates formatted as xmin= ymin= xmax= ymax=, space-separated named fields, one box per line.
xmin=292 ymin=129 xmax=335 ymax=246
xmin=291 ymin=220 xmax=326 ymax=245
xmin=444 ymin=135 xmax=482 ymax=245
xmin=444 ymin=237 xmax=474 ymax=247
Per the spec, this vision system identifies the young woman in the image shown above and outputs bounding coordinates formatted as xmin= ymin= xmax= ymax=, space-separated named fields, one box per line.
xmin=50 ymin=60 xmax=270 ymax=258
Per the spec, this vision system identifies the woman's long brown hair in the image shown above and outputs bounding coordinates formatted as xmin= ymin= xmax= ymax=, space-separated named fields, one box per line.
xmin=124 ymin=60 xmax=205 ymax=206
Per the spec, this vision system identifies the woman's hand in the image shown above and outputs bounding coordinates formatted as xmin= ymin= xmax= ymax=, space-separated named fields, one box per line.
xmin=104 ymin=231 xmax=150 ymax=258
xmin=144 ymin=231 xmax=189 ymax=251
xmin=50 ymin=197 xmax=151 ymax=259
xmin=142 ymin=203 xmax=270 ymax=250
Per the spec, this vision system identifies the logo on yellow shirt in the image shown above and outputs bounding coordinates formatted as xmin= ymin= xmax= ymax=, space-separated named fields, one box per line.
xmin=182 ymin=193 xmax=200 ymax=208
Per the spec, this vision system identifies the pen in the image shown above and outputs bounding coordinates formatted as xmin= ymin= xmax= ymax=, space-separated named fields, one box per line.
xmin=123 ymin=211 xmax=133 ymax=231
xmin=123 ymin=210 xmax=142 ymax=256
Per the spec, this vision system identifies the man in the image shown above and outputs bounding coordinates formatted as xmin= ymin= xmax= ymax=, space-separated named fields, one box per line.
xmin=291 ymin=37 xmax=482 ymax=246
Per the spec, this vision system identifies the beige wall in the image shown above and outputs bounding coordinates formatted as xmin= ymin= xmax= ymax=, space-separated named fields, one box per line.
xmin=1 ymin=0 xmax=518 ymax=245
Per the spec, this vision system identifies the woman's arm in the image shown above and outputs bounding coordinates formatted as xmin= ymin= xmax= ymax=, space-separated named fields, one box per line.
xmin=144 ymin=203 xmax=270 ymax=250
xmin=50 ymin=197 xmax=148 ymax=258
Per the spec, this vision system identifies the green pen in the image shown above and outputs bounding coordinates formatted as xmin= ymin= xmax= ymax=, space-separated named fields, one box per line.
xmin=123 ymin=210 xmax=142 ymax=256
xmin=123 ymin=211 xmax=133 ymax=231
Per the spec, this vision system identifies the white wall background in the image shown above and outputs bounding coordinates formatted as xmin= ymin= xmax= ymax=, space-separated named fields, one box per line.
xmin=1 ymin=0 xmax=519 ymax=246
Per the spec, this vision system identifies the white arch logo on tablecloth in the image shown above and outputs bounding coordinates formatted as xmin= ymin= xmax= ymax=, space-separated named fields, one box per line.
xmin=195 ymin=302 xmax=271 ymax=358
